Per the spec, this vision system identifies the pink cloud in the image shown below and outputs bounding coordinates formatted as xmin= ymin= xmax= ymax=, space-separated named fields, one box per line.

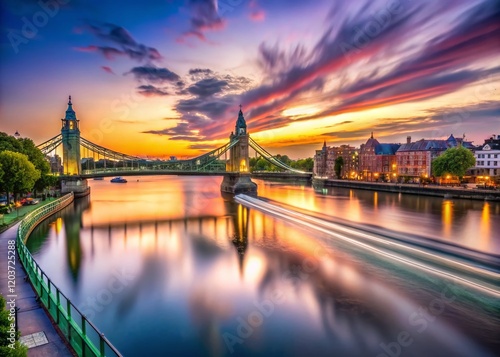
xmin=249 ymin=9 xmax=265 ymax=22
xmin=101 ymin=66 xmax=115 ymax=75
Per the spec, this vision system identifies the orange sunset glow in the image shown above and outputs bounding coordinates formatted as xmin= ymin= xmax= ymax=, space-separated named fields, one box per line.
xmin=0 ymin=0 xmax=498 ymax=159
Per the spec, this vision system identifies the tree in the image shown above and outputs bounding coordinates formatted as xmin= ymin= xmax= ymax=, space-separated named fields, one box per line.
xmin=0 ymin=151 xmax=40 ymax=205
xmin=17 ymin=138 xmax=51 ymax=194
xmin=0 ymin=295 xmax=28 ymax=357
xmin=0 ymin=132 xmax=23 ymax=153
xmin=432 ymin=146 xmax=476 ymax=180
xmin=334 ymin=156 xmax=344 ymax=178
xmin=0 ymin=133 xmax=52 ymax=194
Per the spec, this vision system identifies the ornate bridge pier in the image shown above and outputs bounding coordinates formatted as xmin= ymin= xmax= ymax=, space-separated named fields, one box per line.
xmin=221 ymin=107 xmax=257 ymax=195
xmin=60 ymin=96 xmax=90 ymax=197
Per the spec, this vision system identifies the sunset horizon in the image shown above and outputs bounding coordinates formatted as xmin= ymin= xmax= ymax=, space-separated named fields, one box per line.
xmin=1 ymin=0 xmax=499 ymax=160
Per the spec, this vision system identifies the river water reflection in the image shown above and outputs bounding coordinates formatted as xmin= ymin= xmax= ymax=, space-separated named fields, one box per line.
xmin=27 ymin=176 xmax=499 ymax=356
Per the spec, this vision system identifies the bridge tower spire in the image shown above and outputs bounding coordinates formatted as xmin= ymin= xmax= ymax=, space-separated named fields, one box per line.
xmin=227 ymin=106 xmax=249 ymax=172
xmin=221 ymin=106 xmax=257 ymax=195
xmin=61 ymin=95 xmax=81 ymax=175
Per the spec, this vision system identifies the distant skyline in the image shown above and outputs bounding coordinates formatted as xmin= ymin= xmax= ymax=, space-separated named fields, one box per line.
xmin=1 ymin=0 xmax=499 ymax=159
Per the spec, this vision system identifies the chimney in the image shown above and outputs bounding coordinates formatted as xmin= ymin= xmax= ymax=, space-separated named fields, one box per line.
xmin=406 ymin=136 xmax=411 ymax=144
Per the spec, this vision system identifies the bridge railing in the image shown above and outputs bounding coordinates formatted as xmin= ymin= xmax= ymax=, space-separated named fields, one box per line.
xmin=16 ymin=194 xmax=123 ymax=357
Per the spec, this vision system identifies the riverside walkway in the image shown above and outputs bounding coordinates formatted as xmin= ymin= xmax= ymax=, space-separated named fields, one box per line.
xmin=0 ymin=222 xmax=74 ymax=356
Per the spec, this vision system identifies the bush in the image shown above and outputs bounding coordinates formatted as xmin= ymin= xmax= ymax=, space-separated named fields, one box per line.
xmin=0 ymin=295 xmax=28 ymax=357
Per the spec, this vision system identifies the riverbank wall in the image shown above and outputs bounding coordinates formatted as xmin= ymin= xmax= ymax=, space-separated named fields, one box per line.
xmin=314 ymin=179 xmax=500 ymax=201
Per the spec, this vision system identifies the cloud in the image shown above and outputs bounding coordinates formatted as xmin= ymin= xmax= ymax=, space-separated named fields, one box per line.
xmin=189 ymin=68 xmax=213 ymax=76
xmin=237 ymin=0 xmax=500 ymax=139
xmin=137 ymin=85 xmax=169 ymax=97
xmin=187 ymin=78 xmax=228 ymax=97
xmin=142 ymin=122 xmax=205 ymax=141
xmin=146 ymin=0 xmax=500 ymax=148
xmin=101 ymin=66 xmax=115 ymax=74
xmin=127 ymin=65 xmax=181 ymax=83
xmin=75 ymin=45 xmax=124 ymax=60
xmin=178 ymin=0 xmax=226 ymax=43
xmin=77 ymin=21 xmax=162 ymax=62
xmin=249 ymin=0 xmax=265 ymax=22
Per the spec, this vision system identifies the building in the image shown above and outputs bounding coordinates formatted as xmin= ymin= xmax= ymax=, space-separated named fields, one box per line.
xmin=314 ymin=143 xmax=359 ymax=179
xmin=396 ymin=134 xmax=473 ymax=180
xmin=49 ymin=154 xmax=63 ymax=174
xmin=359 ymin=133 xmax=400 ymax=181
xmin=472 ymin=134 xmax=500 ymax=184
xmin=313 ymin=141 xmax=328 ymax=177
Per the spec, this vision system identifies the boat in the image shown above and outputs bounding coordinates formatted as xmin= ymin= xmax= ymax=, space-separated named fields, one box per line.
xmin=110 ymin=177 xmax=127 ymax=183
xmin=93 ymin=177 xmax=104 ymax=180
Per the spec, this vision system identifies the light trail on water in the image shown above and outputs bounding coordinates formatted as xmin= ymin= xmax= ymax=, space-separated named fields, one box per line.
xmin=235 ymin=194 xmax=500 ymax=297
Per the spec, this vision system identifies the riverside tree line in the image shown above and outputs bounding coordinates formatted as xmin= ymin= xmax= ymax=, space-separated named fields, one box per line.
xmin=0 ymin=132 xmax=58 ymax=209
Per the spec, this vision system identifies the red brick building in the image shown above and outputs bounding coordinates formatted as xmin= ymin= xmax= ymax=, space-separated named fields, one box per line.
xmin=396 ymin=134 xmax=473 ymax=179
xmin=359 ymin=133 xmax=400 ymax=181
xmin=314 ymin=142 xmax=359 ymax=178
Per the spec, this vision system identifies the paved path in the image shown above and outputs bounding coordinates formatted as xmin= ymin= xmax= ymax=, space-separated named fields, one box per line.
xmin=0 ymin=223 xmax=74 ymax=357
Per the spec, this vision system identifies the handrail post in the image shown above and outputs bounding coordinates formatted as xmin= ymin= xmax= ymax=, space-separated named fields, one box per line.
xmin=66 ymin=298 xmax=73 ymax=342
xmin=56 ymin=289 xmax=60 ymax=324
xmin=100 ymin=334 xmax=105 ymax=356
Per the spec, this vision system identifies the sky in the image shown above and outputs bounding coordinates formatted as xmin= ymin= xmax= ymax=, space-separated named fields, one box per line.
xmin=0 ymin=0 xmax=499 ymax=159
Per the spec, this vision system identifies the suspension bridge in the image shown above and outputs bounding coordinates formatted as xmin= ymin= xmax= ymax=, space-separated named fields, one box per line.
xmin=37 ymin=97 xmax=311 ymax=195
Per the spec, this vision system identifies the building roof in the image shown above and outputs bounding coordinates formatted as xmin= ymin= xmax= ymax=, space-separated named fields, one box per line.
xmin=397 ymin=138 xmax=475 ymax=152
xmin=375 ymin=143 xmax=400 ymax=155
xmin=363 ymin=132 xmax=380 ymax=149
xmin=397 ymin=139 xmax=449 ymax=152
xmin=480 ymin=143 xmax=500 ymax=151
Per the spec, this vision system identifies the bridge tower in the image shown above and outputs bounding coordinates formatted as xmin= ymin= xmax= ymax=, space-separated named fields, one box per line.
xmin=60 ymin=96 xmax=90 ymax=197
xmin=221 ymin=107 xmax=257 ymax=195
xmin=61 ymin=95 xmax=81 ymax=175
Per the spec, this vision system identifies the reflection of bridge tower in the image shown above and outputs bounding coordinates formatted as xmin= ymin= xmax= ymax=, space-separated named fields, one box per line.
xmin=63 ymin=195 xmax=90 ymax=283
xmin=61 ymin=96 xmax=81 ymax=175
xmin=221 ymin=107 xmax=258 ymax=195
xmin=228 ymin=200 xmax=249 ymax=276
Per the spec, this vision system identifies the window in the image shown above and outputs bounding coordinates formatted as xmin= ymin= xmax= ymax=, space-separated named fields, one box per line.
xmin=494 ymin=161 xmax=498 ymax=166
xmin=488 ymin=154 xmax=491 ymax=158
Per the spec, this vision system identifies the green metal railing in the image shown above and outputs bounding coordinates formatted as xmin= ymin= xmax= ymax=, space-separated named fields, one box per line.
xmin=16 ymin=193 xmax=123 ymax=357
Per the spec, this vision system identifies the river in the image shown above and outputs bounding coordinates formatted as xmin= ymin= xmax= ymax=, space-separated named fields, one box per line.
xmin=26 ymin=176 xmax=500 ymax=357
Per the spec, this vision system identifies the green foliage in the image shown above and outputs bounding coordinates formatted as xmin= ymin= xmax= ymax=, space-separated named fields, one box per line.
xmin=290 ymin=157 xmax=314 ymax=171
xmin=17 ymin=138 xmax=50 ymax=175
xmin=432 ymin=146 xmax=476 ymax=179
xmin=0 ymin=132 xmax=54 ymax=194
xmin=249 ymin=155 xmax=314 ymax=172
xmin=0 ymin=151 xmax=41 ymax=204
xmin=0 ymin=133 xmax=23 ymax=153
xmin=334 ymin=156 xmax=344 ymax=178
xmin=0 ymin=295 xmax=28 ymax=357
